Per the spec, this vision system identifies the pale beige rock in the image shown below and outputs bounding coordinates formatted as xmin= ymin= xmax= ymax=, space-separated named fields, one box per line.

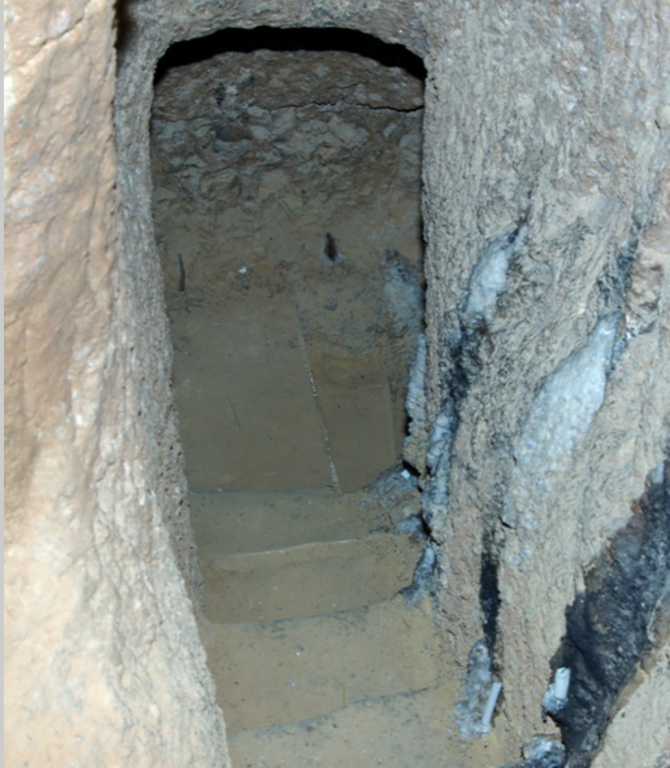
xmin=4 ymin=0 xmax=228 ymax=765
xmin=591 ymin=644 xmax=670 ymax=768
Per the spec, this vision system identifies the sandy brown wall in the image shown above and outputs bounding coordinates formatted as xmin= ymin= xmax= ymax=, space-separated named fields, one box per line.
xmin=5 ymin=0 xmax=228 ymax=765
xmin=5 ymin=1 xmax=428 ymax=766
xmin=420 ymin=0 xmax=670 ymax=762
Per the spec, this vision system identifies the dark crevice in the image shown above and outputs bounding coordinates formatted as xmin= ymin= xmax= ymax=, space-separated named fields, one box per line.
xmin=154 ymin=26 xmax=427 ymax=86
xmin=479 ymin=543 xmax=501 ymax=660
xmin=442 ymin=220 xmax=528 ymax=420
xmin=548 ymin=456 xmax=670 ymax=768
xmin=114 ymin=0 xmax=137 ymax=59
xmin=597 ymin=232 xmax=639 ymax=311
xmin=444 ymin=326 xmax=484 ymax=407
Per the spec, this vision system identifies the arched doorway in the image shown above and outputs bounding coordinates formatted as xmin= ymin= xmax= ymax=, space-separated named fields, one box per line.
xmin=150 ymin=27 xmax=426 ymax=494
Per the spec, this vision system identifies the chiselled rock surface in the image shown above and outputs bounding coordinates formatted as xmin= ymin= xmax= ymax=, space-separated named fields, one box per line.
xmin=5 ymin=0 xmax=227 ymax=766
xmin=419 ymin=0 xmax=670 ymax=759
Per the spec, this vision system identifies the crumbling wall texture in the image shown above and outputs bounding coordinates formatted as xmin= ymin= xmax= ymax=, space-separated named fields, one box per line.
xmin=420 ymin=0 xmax=670 ymax=763
xmin=151 ymin=33 xmax=424 ymax=291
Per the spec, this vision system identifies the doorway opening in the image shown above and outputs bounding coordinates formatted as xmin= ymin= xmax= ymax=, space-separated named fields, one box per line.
xmin=150 ymin=27 xmax=426 ymax=495
xmin=147 ymin=27 xmax=494 ymax=767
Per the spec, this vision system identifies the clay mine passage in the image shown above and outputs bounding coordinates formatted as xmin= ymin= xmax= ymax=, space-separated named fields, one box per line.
xmin=150 ymin=27 xmax=426 ymax=495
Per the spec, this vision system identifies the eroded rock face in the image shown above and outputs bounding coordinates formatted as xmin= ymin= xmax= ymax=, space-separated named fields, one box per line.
xmin=551 ymin=460 xmax=670 ymax=767
xmin=4 ymin=0 xmax=227 ymax=766
xmin=151 ymin=29 xmax=424 ymax=290
xmin=419 ymin=1 xmax=670 ymax=761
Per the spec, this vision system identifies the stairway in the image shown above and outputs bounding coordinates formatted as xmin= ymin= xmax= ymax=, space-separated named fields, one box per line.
xmin=171 ymin=272 xmax=508 ymax=765
xmin=191 ymin=487 xmax=508 ymax=768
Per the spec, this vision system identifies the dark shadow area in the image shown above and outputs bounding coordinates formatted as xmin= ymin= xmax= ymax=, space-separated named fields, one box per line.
xmin=550 ymin=457 xmax=670 ymax=768
xmin=154 ymin=25 xmax=427 ymax=85
xmin=114 ymin=0 xmax=138 ymax=60
xmin=479 ymin=544 xmax=501 ymax=660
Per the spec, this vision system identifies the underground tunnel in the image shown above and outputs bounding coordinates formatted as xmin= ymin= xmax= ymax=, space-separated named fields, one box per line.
xmin=150 ymin=27 xmax=426 ymax=494
xmin=149 ymin=25 xmax=670 ymax=768
xmin=148 ymin=26 xmax=470 ymax=765
xmin=5 ymin=2 xmax=670 ymax=767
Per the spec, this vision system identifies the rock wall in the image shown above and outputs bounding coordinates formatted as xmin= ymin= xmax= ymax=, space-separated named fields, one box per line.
xmin=419 ymin=1 xmax=670 ymax=763
xmin=150 ymin=29 xmax=424 ymax=291
xmin=5 ymin=0 xmax=669 ymax=767
xmin=4 ymin=0 xmax=228 ymax=765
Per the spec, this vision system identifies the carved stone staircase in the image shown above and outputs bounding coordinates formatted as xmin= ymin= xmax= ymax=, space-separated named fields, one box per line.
xmin=174 ymin=274 xmax=507 ymax=766
xmin=191 ymin=487 xmax=507 ymax=768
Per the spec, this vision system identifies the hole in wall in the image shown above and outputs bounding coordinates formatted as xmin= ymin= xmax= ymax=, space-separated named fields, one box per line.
xmin=150 ymin=27 xmax=426 ymax=495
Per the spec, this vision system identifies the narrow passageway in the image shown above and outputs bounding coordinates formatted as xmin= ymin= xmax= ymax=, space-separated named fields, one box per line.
xmin=151 ymin=27 xmax=505 ymax=767
xmin=151 ymin=27 xmax=426 ymax=494
xmin=165 ymin=264 xmax=407 ymax=494
xmin=7 ymin=0 xmax=669 ymax=763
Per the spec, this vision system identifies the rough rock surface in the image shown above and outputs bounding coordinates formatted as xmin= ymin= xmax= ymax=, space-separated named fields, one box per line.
xmin=5 ymin=0 xmax=670 ymax=766
xmin=4 ymin=0 xmax=228 ymax=765
xmin=419 ymin=0 xmax=670 ymax=760
xmin=151 ymin=31 xmax=424 ymax=290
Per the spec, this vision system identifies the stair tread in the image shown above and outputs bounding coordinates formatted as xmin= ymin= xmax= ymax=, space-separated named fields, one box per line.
xmin=171 ymin=285 xmax=400 ymax=493
xmin=307 ymin=349 xmax=397 ymax=492
xmin=230 ymin=683 xmax=509 ymax=768
xmin=201 ymin=595 xmax=439 ymax=734
xmin=201 ymin=533 xmax=424 ymax=622
xmin=190 ymin=488 xmax=390 ymax=556
xmin=171 ymin=292 xmax=333 ymax=491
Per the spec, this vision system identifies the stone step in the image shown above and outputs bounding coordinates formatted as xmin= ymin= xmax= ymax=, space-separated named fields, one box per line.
xmin=190 ymin=488 xmax=390 ymax=556
xmin=170 ymin=288 xmax=333 ymax=491
xmin=200 ymin=533 xmax=424 ymax=623
xmin=229 ymin=684 xmax=509 ymax=768
xmin=307 ymin=348 xmax=398 ymax=492
xmin=169 ymin=283 xmax=400 ymax=494
xmin=200 ymin=595 xmax=439 ymax=734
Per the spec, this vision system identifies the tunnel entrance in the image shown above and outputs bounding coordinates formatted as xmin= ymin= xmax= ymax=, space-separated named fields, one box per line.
xmin=150 ymin=27 xmax=426 ymax=494
xmin=146 ymin=27 xmax=500 ymax=768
